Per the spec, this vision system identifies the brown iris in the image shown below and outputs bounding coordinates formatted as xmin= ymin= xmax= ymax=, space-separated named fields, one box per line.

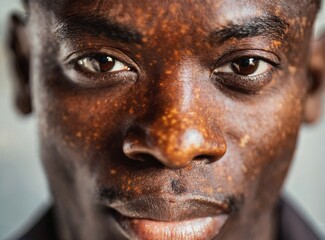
xmin=92 ymin=55 xmax=115 ymax=72
xmin=231 ymin=57 xmax=259 ymax=76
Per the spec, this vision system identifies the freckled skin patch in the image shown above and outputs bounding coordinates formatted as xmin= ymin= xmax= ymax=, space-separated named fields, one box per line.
xmin=19 ymin=0 xmax=322 ymax=239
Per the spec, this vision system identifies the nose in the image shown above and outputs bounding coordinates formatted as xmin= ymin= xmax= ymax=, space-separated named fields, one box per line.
xmin=123 ymin=67 xmax=227 ymax=169
xmin=123 ymin=122 xmax=227 ymax=168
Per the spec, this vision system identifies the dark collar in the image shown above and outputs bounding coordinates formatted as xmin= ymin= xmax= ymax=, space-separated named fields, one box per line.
xmin=276 ymin=198 xmax=321 ymax=240
xmin=16 ymin=207 xmax=58 ymax=240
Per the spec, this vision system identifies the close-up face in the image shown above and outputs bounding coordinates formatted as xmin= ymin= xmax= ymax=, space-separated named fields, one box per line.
xmin=11 ymin=0 xmax=323 ymax=239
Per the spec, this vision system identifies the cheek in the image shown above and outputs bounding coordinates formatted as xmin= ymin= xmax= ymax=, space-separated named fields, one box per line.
xmin=222 ymin=76 xmax=305 ymax=204
xmin=33 ymin=63 xmax=137 ymax=185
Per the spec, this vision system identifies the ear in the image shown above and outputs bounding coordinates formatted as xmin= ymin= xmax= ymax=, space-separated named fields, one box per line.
xmin=7 ymin=13 xmax=32 ymax=115
xmin=304 ymin=35 xmax=325 ymax=124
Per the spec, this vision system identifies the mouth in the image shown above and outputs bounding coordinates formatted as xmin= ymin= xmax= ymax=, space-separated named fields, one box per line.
xmin=99 ymin=193 xmax=235 ymax=239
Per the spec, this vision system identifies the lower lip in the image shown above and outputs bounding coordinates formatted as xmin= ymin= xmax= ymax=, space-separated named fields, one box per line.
xmin=116 ymin=214 xmax=228 ymax=240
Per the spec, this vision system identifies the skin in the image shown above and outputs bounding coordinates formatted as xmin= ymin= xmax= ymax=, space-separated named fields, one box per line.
xmin=7 ymin=0 xmax=325 ymax=239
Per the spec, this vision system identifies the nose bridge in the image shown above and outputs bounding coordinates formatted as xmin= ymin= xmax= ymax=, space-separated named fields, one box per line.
xmin=149 ymin=65 xmax=209 ymax=150
xmin=156 ymin=66 xmax=194 ymax=114
xmin=123 ymin=65 xmax=227 ymax=168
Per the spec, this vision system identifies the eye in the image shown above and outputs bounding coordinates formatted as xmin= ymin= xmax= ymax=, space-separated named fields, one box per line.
xmin=214 ymin=57 xmax=270 ymax=76
xmin=76 ymin=54 xmax=130 ymax=73
xmin=63 ymin=51 xmax=138 ymax=88
xmin=212 ymin=54 xmax=280 ymax=93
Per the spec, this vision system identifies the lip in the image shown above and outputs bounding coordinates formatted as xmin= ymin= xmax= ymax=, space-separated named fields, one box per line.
xmin=99 ymin=193 xmax=233 ymax=239
xmin=115 ymin=212 xmax=228 ymax=240
xmin=100 ymin=193 xmax=233 ymax=221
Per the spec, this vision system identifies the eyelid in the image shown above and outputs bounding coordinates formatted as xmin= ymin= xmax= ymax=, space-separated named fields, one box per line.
xmin=213 ymin=49 xmax=281 ymax=69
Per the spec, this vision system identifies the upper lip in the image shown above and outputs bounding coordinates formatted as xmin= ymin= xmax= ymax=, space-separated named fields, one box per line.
xmin=99 ymin=193 xmax=233 ymax=221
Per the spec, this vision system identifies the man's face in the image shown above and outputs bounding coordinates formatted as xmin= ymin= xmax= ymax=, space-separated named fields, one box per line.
xmin=24 ymin=0 xmax=318 ymax=239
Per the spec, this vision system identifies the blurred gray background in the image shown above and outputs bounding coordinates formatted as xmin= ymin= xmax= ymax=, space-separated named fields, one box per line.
xmin=0 ymin=0 xmax=325 ymax=239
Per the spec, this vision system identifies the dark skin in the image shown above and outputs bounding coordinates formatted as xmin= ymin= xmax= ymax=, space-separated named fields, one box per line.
xmin=8 ymin=0 xmax=325 ymax=239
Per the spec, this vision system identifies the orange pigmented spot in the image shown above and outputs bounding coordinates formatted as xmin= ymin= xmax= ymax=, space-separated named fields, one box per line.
xmin=185 ymin=49 xmax=193 ymax=56
xmin=134 ymin=187 xmax=142 ymax=195
xmin=227 ymin=176 xmax=233 ymax=182
xmin=272 ymin=40 xmax=281 ymax=48
xmin=288 ymin=66 xmax=297 ymax=74
xmin=239 ymin=134 xmax=250 ymax=148
xmin=242 ymin=164 xmax=248 ymax=173
xmin=129 ymin=108 xmax=135 ymax=114
xmin=205 ymin=187 xmax=213 ymax=195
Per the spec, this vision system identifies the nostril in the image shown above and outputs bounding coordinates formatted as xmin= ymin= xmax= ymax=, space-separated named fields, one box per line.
xmin=193 ymin=154 xmax=217 ymax=163
xmin=131 ymin=153 xmax=156 ymax=162
xmin=128 ymin=152 xmax=165 ymax=167
xmin=128 ymin=152 xmax=146 ymax=162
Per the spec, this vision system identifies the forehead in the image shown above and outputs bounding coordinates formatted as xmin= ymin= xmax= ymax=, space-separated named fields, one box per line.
xmin=34 ymin=0 xmax=318 ymax=23
xmin=30 ymin=0 xmax=319 ymax=53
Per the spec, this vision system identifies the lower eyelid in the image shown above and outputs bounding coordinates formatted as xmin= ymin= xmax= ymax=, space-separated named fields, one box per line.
xmin=212 ymin=69 xmax=275 ymax=93
xmin=66 ymin=69 xmax=138 ymax=88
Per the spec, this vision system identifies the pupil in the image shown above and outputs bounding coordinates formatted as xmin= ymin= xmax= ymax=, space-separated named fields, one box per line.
xmin=97 ymin=55 xmax=111 ymax=64
xmin=92 ymin=55 xmax=115 ymax=72
xmin=231 ymin=57 xmax=259 ymax=76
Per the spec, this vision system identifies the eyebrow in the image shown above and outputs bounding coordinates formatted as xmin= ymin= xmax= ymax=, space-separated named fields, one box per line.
xmin=209 ymin=14 xmax=289 ymax=44
xmin=56 ymin=15 xmax=143 ymax=44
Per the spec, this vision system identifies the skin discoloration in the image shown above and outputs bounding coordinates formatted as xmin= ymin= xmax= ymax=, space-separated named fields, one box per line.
xmin=239 ymin=134 xmax=250 ymax=148
xmin=7 ymin=0 xmax=325 ymax=239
